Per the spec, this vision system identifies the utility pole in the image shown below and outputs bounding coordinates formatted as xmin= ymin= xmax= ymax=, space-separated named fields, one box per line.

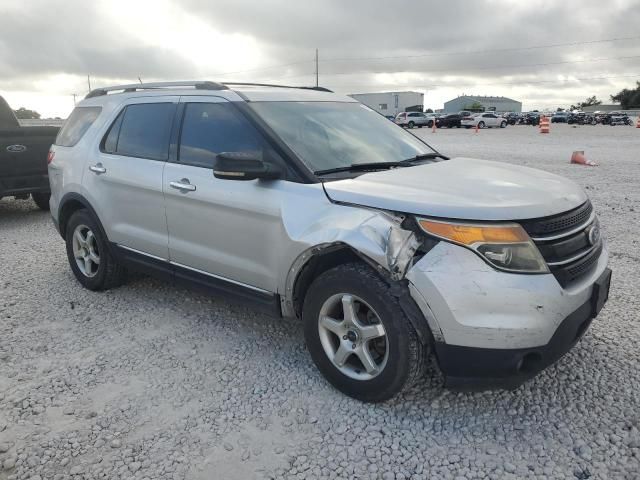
xmin=315 ymin=48 xmax=319 ymax=88
xmin=87 ymin=75 xmax=92 ymax=92
xmin=72 ymin=94 xmax=77 ymax=106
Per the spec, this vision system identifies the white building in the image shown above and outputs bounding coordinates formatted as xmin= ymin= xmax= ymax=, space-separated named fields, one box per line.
xmin=443 ymin=95 xmax=522 ymax=113
xmin=348 ymin=91 xmax=424 ymax=116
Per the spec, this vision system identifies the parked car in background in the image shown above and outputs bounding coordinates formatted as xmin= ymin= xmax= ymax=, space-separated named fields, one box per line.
xmin=525 ymin=112 xmax=540 ymax=126
xmin=551 ymin=112 xmax=569 ymax=123
xmin=49 ymin=81 xmax=610 ymax=402
xmin=502 ymin=112 xmax=519 ymax=125
xmin=609 ymin=113 xmax=633 ymax=126
xmin=435 ymin=113 xmax=463 ymax=128
xmin=461 ymin=112 xmax=507 ymax=129
xmin=0 ymin=95 xmax=60 ymax=209
xmin=395 ymin=111 xmax=433 ymax=128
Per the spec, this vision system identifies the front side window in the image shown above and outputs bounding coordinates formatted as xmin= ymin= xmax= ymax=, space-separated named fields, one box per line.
xmin=55 ymin=106 xmax=101 ymax=147
xmin=114 ymin=103 xmax=175 ymax=160
xmin=178 ymin=102 xmax=281 ymax=170
xmin=250 ymin=101 xmax=436 ymax=172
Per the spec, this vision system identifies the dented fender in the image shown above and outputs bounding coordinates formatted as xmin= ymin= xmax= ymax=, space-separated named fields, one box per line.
xmin=278 ymin=187 xmax=422 ymax=318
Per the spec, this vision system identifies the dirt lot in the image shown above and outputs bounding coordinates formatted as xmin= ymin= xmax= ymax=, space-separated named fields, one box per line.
xmin=1 ymin=123 xmax=639 ymax=480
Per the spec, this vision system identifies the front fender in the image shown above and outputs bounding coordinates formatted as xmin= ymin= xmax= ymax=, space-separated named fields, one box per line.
xmin=277 ymin=184 xmax=421 ymax=317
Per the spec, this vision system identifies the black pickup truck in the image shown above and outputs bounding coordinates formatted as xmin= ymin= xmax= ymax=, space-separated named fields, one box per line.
xmin=1 ymin=95 xmax=59 ymax=210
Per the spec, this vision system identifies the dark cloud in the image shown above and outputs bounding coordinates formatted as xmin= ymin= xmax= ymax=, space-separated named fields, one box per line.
xmin=0 ymin=0 xmax=192 ymax=82
xmin=185 ymin=0 xmax=640 ymax=78
xmin=1 ymin=0 xmax=638 ymax=113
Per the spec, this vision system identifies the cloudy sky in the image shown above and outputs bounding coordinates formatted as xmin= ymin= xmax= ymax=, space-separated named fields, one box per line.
xmin=1 ymin=0 xmax=639 ymax=117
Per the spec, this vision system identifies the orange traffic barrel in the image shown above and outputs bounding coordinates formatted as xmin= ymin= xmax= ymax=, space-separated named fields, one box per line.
xmin=540 ymin=116 xmax=550 ymax=133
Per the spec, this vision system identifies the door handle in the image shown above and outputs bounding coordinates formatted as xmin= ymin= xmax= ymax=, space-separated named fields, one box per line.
xmin=169 ymin=179 xmax=196 ymax=192
xmin=89 ymin=163 xmax=106 ymax=174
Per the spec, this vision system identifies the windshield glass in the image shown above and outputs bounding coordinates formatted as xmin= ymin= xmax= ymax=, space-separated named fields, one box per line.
xmin=249 ymin=101 xmax=436 ymax=172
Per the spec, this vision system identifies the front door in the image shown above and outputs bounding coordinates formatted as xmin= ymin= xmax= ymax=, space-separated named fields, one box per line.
xmin=163 ymin=96 xmax=291 ymax=292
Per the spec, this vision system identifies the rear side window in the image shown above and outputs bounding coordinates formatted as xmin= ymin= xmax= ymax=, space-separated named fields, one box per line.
xmin=115 ymin=103 xmax=175 ymax=160
xmin=178 ymin=102 xmax=271 ymax=169
xmin=55 ymin=107 xmax=101 ymax=147
xmin=102 ymin=103 xmax=175 ymax=160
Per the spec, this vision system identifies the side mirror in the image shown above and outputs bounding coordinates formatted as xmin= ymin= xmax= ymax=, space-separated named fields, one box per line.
xmin=213 ymin=152 xmax=282 ymax=181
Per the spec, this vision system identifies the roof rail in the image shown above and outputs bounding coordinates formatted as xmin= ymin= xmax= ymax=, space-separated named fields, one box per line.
xmin=85 ymin=81 xmax=228 ymax=99
xmin=222 ymin=82 xmax=333 ymax=93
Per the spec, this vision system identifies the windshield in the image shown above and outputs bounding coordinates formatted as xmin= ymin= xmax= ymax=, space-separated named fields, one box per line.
xmin=249 ymin=101 xmax=436 ymax=172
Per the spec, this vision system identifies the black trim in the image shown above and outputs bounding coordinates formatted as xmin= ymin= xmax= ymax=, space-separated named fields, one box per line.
xmin=520 ymin=200 xmax=593 ymax=236
xmin=549 ymin=241 xmax=603 ymax=288
xmin=110 ymin=244 xmax=282 ymax=317
xmin=521 ymin=201 xmax=601 ymax=287
xmin=112 ymin=245 xmax=173 ymax=283
xmin=435 ymin=267 xmax=612 ymax=390
xmin=169 ymin=103 xmax=185 ymax=163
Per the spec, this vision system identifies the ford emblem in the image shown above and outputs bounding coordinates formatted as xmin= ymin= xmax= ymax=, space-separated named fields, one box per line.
xmin=6 ymin=144 xmax=27 ymax=153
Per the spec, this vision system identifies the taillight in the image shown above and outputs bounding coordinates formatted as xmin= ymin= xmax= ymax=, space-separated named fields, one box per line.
xmin=47 ymin=150 xmax=55 ymax=164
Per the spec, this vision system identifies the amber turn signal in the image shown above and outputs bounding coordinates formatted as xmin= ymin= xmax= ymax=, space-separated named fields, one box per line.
xmin=418 ymin=220 xmax=529 ymax=246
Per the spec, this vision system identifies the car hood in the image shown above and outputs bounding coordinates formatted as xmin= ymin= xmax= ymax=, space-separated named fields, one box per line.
xmin=322 ymin=158 xmax=587 ymax=221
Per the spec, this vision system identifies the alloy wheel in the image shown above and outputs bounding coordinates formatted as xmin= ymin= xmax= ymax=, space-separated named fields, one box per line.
xmin=317 ymin=293 xmax=389 ymax=380
xmin=72 ymin=224 xmax=100 ymax=278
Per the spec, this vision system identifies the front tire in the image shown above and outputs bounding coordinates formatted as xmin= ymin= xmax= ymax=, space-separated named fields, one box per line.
xmin=31 ymin=192 xmax=50 ymax=210
xmin=303 ymin=263 xmax=427 ymax=402
xmin=500 ymin=121 xmax=507 ymax=128
xmin=65 ymin=209 xmax=125 ymax=291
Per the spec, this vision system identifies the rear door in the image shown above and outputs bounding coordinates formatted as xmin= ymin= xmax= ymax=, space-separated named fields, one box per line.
xmin=83 ymin=97 xmax=177 ymax=259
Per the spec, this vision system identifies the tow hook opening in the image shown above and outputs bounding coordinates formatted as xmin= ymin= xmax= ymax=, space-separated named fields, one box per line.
xmin=517 ymin=352 xmax=543 ymax=374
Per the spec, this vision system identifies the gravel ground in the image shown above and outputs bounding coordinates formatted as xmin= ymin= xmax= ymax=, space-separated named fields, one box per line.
xmin=1 ymin=123 xmax=639 ymax=480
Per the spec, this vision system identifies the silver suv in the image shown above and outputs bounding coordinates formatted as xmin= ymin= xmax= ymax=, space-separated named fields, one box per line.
xmin=48 ymin=81 xmax=611 ymax=402
xmin=394 ymin=111 xmax=434 ymax=128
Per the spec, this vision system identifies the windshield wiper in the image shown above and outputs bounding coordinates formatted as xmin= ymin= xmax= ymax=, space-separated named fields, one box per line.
xmin=399 ymin=152 xmax=449 ymax=163
xmin=314 ymin=161 xmax=409 ymax=176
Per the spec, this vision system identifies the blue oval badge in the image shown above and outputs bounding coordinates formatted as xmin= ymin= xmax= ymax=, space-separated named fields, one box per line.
xmin=6 ymin=144 xmax=27 ymax=153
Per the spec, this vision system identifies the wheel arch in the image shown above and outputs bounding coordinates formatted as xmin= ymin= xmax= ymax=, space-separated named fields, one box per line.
xmin=58 ymin=193 xmax=110 ymax=246
xmin=285 ymin=242 xmax=434 ymax=345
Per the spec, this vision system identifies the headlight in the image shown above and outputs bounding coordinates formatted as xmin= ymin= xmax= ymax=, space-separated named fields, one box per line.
xmin=417 ymin=218 xmax=549 ymax=273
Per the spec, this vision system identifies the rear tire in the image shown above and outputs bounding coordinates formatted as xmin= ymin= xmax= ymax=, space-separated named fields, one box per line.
xmin=303 ymin=263 xmax=427 ymax=402
xmin=478 ymin=121 xmax=485 ymax=129
xmin=65 ymin=209 xmax=125 ymax=291
xmin=408 ymin=121 xmax=415 ymax=129
xmin=31 ymin=192 xmax=50 ymax=210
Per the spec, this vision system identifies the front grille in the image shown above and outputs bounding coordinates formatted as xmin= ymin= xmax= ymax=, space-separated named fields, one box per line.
xmin=520 ymin=201 xmax=601 ymax=287
xmin=520 ymin=200 xmax=593 ymax=236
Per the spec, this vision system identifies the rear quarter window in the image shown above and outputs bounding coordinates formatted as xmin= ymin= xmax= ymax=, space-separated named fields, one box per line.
xmin=55 ymin=106 xmax=102 ymax=147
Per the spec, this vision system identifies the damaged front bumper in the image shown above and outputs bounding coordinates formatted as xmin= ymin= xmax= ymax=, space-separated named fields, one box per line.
xmin=405 ymin=240 xmax=611 ymax=389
